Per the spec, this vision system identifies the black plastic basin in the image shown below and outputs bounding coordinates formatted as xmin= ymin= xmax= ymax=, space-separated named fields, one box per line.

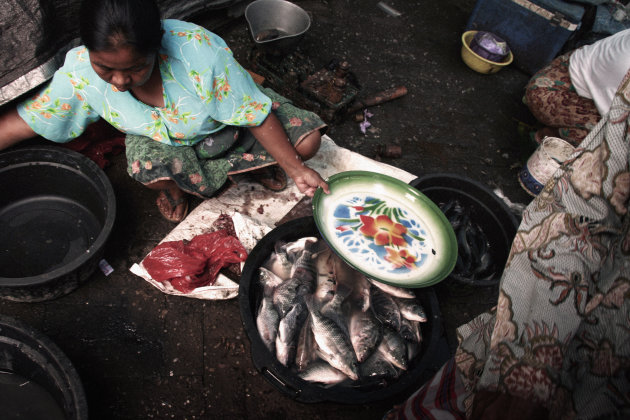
xmin=0 ymin=314 xmax=88 ymax=419
xmin=409 ymin=173 xmax=520 ymax=287
xmin=0 ymin=146 xmax=116 ymax=301
xmin=239 ymin=216 xmax=449 ymax=404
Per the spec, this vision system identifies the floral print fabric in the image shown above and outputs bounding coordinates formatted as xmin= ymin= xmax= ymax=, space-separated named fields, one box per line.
xmin=17 ymin=19 xmax=271 ymax=146
xmin=460 ymin=71 xmax=630 ymax=417
xmin=15 ymin=19 xmax=327 ymax=199
xmin=524 ymin=52 xmax=601 ymax=147
xmin=388 ymin=71 xmax=630 ymax=419
xmin=126 ymin=84 xmax=326 ymax=198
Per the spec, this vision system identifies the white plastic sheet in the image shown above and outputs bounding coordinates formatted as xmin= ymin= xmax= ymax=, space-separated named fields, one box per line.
xmin=129 ymin=135 xmax=416 ymax=299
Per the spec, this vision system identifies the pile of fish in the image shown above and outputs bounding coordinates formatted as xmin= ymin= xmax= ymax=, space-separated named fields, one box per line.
xmin=255 ymin=236 xmax=428 ymax=387
xmin=439 ymin=199 xmax=497 ymax=284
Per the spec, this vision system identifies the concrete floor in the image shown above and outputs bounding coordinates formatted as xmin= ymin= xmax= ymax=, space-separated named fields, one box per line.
xmin=0 ymin=0 xmax=540 ymax=418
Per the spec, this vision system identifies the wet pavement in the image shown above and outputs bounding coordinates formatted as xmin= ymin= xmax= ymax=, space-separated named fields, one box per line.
xmin=0 ymin=0 xmax=539 ymax=418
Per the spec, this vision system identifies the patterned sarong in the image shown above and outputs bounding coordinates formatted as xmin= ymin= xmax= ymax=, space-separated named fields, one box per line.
xmin=388 ymin=70 xmax=630 ymax=419
xmin=523 ymin=52 xmax=600 ymax=147
xmin=125 ymin=85 xmax=327 ymax=198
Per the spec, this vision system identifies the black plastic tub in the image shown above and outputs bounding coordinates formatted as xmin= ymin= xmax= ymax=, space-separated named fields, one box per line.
xmin=239 ymin=216 xmax=449 ymax=404
xmin=0 ymin=314 xmax=88 ymax=419
xmin=409 ymin=173 xmax=520 ymax=287
xmin=0 ymin=146 xmax=116 ymax=301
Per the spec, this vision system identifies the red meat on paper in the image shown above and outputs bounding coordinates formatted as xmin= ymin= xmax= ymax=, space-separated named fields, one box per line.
xmin=142 ymin=230 xmax=248 ymax=293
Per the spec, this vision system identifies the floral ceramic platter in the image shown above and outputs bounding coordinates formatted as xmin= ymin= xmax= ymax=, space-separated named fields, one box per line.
xmin=312 ymin=171 xmax=457 ymax=288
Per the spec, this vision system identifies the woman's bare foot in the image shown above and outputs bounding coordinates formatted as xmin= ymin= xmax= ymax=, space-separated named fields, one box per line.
xmin=145 ymin=180 xmax=188 ymax=222
xmin=156 ymin=189 xmax=188 ymax=222
xmin=250 ymin=165 xmax=287 ymax=191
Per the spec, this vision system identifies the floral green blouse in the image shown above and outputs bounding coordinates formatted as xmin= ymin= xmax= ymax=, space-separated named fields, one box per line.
xmin=17 ymin=19 xmax=271 ymax=147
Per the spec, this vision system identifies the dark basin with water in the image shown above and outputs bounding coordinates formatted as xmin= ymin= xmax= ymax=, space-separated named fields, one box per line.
xmin=0 ymin=145 xmax=116 ymax=301
xmin=0 ymin=314 xmax=88 ymax=419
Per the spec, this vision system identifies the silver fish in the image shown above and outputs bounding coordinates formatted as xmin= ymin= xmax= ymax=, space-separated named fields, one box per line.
xmin=392 ymin=296 xmax=428 ymax=322
xmin=273 ymin=276 xmax=311 ymax=318
xmin=370 ymin=286 xmax=402 ymax=332
xmin=349 ymin=273 xmax=371 ymax=312
xmin=275 ymin=302 xmax=308 ymax=366
xmin=348 ymin=307 xmax=382 ymax=362
xmin=399 ymin=316 xmax=422 ymax=343
xmin=275 ymin=337 xmax=293 ymax=367
xmin=256 ymin=295 xmax=280 ymax=354
xmin=360 ymin=350 xmax=399 ymax=379
xmin=314 ymin=276 xmax=336 ymax=305
xmin=314 ymin=244 xmax=334 ymax=276
xmin=286 ymin=237 xmax=319 ymax=265
xmin=295 ymin=317 xmax=316 ymax=372
xmin=259 ymin=267 xmax=285 ymax=297
xmin=332 ymin=253 xmax=362 ymax=292
xmin=377 ymin=328 xmax=408 ymax=370
xmin=304 ymin=295 xmax=359 ymax=381
xmin=263 ymin=241 xmax=292 ymax=280
xmin=314 ymin=247 xmax=336 ymax=304
xmin=289 ymin=238 xmax=319 ymax=287
xmin=367 ymin=277 xmax=416 ymax=299
xmin=298 ymin=360 xmax=349 ymax=385
xmin=321 ymin=283 xmax=352 ymax=337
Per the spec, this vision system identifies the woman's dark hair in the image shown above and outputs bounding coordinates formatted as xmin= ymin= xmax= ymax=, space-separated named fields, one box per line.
xmin=79 ymin=0 xmax=162 ymax=55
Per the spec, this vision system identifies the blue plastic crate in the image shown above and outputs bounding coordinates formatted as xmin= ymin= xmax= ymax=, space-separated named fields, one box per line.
xmin=466 ymin=0 xmax=585 ymax=75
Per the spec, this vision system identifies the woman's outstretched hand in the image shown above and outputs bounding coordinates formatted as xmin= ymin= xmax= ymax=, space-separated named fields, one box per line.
xmin=248 ymin=113 xmax=329 ymax=197
xmin=292 ymin=165 xmax=330 ymax=197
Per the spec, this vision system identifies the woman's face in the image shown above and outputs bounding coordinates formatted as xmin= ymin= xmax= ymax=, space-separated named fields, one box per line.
xmin=89 ymin=45 xmax=155 ymax=92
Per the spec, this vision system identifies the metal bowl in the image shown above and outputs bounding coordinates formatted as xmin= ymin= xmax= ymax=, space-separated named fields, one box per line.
xmin=0 ymin=146 xmax=116 ymax=302
xmin=245 ymin=0 xmax=311 ymax=56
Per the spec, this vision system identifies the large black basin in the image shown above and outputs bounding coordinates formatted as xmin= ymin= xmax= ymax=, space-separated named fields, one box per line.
xmin=239 ymin=216 xmax=449 ymax=404
xmin=409 ymin=173 xmax=520 ymax=287
xmin=0 ymin=314 xmax=88 ymax=419
xmin=0 ymin=145 xmax=116 ymax=301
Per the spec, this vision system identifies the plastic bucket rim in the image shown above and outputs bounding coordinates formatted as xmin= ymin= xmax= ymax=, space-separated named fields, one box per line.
xmin=0 ymin=314 xmax=89 ymax=418
xmin=0 ymin=145 xmax=117 ymax=287
xmin=409 ymin=173 xmax=519 ymax=230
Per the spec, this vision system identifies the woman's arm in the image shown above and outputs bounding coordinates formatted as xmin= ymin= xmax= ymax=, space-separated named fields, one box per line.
xmin=249 ymin=113 xmax=329 ymax=197
xmin=0 ymin=106 xmax=37 ymax=151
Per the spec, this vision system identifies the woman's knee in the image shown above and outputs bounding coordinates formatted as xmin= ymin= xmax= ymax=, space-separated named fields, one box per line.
xmin=295 ymin=131 xmax=322 ymax=161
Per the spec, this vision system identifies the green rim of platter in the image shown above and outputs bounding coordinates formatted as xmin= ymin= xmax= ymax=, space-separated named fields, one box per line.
xmin=312 ymin=170 xmax=457 ymax=288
